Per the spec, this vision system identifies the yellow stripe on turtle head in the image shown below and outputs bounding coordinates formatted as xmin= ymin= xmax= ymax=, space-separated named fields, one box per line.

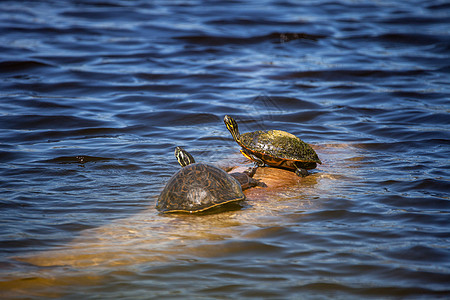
xmin=224 ymin=115 xmax=241 ymax=143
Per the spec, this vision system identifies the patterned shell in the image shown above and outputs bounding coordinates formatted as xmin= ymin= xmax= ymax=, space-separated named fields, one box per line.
xmin=156 ymin=163 xmax=245 ymax=213
xmin=240 ymin=130 xmax=321 ymax=163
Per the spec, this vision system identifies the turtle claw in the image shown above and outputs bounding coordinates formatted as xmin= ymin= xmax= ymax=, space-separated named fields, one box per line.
xmin=295 ymin=168 xmax=309 ymax=177
xmin=247 ymin=176 xmax=267 ymax=188
xmin=256 ymin=179 xmax=267 ymax=188
xmin=243 ymin=166 xmax=267 ymax=187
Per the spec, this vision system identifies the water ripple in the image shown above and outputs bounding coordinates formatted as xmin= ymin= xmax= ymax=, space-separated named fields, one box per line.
xmin=0 ymin=0 xmax=449 ymax=298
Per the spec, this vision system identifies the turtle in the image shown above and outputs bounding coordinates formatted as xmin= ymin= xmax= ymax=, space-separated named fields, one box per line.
xmin=224 ymin=115 xmax=322 ymax=177
xmin=156 ymin=147 xmax=246 ymax=214
xmin=175 ymin=146 xmax=266 ymax=190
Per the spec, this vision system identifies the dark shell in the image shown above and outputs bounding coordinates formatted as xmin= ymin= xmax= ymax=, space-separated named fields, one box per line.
xmin=156 ymin=163 xmax=245 ymax=213
xmin=239 ymin=130 xmax=321 ymax=169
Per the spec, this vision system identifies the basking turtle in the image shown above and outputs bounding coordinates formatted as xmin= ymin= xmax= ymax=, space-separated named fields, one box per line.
xmin=224 ymin=115 xmax=321 ymax=176
xmin=175 ymin=146 xmax=265 ymax=190
xmin=156 ymin=147 xmax=246 ymax=213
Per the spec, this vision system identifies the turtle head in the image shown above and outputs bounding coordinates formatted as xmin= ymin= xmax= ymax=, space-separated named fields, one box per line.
xmin=175 ymin=146 xmax=195 ymax=167
xmin=224 ymin=115 xmax=240 ymax=142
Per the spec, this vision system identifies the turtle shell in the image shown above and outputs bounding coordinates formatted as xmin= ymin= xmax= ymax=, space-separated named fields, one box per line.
xmin=156 ymin=163 xmax=245 ymax=213
xmin=239 ymin=130 xmax=321 ymax=170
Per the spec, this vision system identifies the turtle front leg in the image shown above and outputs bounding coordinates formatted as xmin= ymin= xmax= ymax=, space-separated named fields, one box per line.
xmin=293 ymin=162 xmax=309 ymax=177
xmin=240 ymin=149 xmax=265 ymax=167
xmin=241 ymin=163 xmax=267 ymax=188
xmin=295 ymin=168 xmax=309 ymax=177
xmin=243 ymin=165 xmax=257 ymax=177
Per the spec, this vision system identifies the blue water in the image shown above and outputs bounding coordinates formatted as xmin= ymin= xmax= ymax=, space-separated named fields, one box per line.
xmin=1 ymin=0 xmax=449 ymax=298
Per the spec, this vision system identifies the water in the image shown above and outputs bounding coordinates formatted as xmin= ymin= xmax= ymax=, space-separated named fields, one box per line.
xmin=1 ymin=0 xmax=449 ymax=298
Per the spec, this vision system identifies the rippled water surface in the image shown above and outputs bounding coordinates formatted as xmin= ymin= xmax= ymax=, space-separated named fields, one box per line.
xmin=1 ymin=0 xmax=449 ymax=298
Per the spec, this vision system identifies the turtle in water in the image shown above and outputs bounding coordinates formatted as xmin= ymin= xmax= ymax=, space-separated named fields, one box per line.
xmin=224 ymin=115 xmax=322 ymax=177
xmin=156 ymin=147 xmax=249 ymax=214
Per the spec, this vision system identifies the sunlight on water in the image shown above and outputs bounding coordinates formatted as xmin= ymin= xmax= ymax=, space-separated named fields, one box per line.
xmin=2 ymin=144 xmax=365 ymax=296
xmin=1 ymin=0 xmax=448 ymax=298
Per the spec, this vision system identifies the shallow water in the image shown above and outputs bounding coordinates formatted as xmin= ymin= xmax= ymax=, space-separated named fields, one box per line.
xmin=1 ymin=0 xmax=449 ymax=299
